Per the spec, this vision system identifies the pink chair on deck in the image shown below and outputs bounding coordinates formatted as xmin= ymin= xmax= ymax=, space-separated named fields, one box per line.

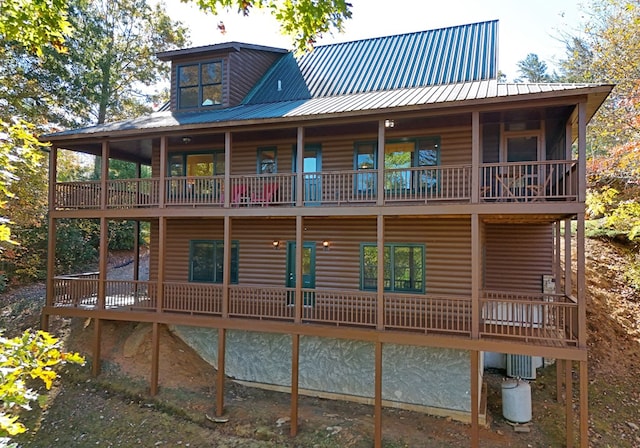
xmin=251 ymin=183 xmax=279 ymax=206
xmin=228 ymin=184 xmax=248 ymax=206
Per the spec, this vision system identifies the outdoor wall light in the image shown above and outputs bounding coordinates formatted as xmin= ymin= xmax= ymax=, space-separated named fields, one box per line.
xmin=322 ymin=240 xmax=330 ymax=251
xmin=181 ymin=136 xmax=192 ymax=144
xmin=272 ymin=240 xmax=280 ymax=249
xmin=384 ymin=119 xmax=395 ymax=128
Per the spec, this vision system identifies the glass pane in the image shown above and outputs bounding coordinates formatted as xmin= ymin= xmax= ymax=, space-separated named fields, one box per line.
xmin=191 ymin=242 xmax=215 ymax=282
xmin=169 ymin=155 xmax=184 ymax=177
xmin=383 ymin=246 xmax=391 ymax=290
xmin=186 ymin=154 xmax=214 ymax=176
xmin=392 ymin=246 xmax=423 ymax=291
xmin=507 ymin=136 xmax=538 ymax=162
xmin=179 ymin=87 xmax=198 ymax=108
xmin=213 ymin=152 xmax=225 ymax=175
xmin=357 ymin=144 xmax=376 ymax=169
xmin=302 ymin=247 xmax=312 ymax=275
xmin=202 ymin=62 xmax=222 ymax=84
xmin=178 ymin=65 xmax=198 ymax=87
xmin=231 ymin=243 xmax=239 ymax=283
xmin=214 ymin=242 xmax=223 ymax=283
xmin=303 ymin=152 xmax=317 ymax=172
xmin=362 ymin=245 xmax=377 ymax=289
xmin=259 ymin=149 xmax=276 ymax=174
xmin=202 ymin=84 xmax=222 ymax=106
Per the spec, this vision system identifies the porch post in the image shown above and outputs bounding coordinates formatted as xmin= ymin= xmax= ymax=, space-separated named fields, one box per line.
xmin=577 ymin=102 xmax=587 ymax=203
xmin=554 ymin=221 xmax=562 ymax=293
xmin=157 ymin=217 xmax=166 ymax=313
xmin=100 ymin=141 xmax=109 ymax=210
xmin=374 ymin=341 xmax=382 ymax=448
xmin=577 ymin=215 xmax=587 ymax=345
xmin=556 ymin=359 xmax=565 ymax=403
xmin=222 ymin=216 xmax=231 ymax=318
xmin=134 ymin=163 xmax=141 ymax=282
xmin=296 ymin=127 xmax=304 ymax=207
xmin=216 ymin=328 xmax=226 ymax=416
xmin=150 ymin=322 xmax=160 ymax=396
xmin=376 ymin=214 xmax=384 ymax=330
xmin=294 ymin=216 xmax=303 ymax=323
xmin=159 ymin=136 xmax=167 ymax=208
xmin=290 ymin=333 xmax=300 ymax=436
xmin=565 ymin=360 xmax=574 ymax=448
xmin=43 ymin=145 xmax=58 ymax=330
xmin=471 ymin=213 xmax=480 ymax=338
xmin=564 ymin=219 xmax=572 ymax=297
xmin=470 ymin=350 xmax=480 ymax=448
xmin=224 ymin=132 xmax=231 ymax=208
xmin=471 ymin=111 xmax=480 ymax=203
xmin=92 ymin=318 xmax=102 ymax=376
xmin=376 ymin=120 xmax=385 ymax=206
xmin=579 ymin=360 xmax=589 ymax=448
xmin=98 ymin=217 xmax=108 ymax=310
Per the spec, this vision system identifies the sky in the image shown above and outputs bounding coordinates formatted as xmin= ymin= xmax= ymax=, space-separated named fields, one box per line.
xmin=163 ymin=0 xmax=589 ymax=81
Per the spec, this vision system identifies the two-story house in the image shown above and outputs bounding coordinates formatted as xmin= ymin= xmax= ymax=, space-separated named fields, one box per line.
xmin=42 ymin=20 xmax=611 ymax=448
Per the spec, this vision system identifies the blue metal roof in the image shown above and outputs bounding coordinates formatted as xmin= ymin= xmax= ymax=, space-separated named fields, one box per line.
xmin=244 ymin=20 xmax=498 ymax=104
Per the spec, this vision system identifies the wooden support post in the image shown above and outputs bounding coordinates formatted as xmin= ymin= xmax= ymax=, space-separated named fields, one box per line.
xmin=44 ymin=145 xmax=58 ymax=330
xmin=150 ymin=322 xmax=160 ymax=396
xmin=374 ymin=341 xmax=382 ymax=448
xmin=376 ymin=215 xmax=384 ymax=330
xmin=296 ymin=127 xmax=304 ymax=207
xmin=564 ymin=219 xmax=572 ymax=296
xmin=224 ymin=132 xmax=231 ymax=208
xmin=471 ymin=214 xmax=480 ymax=339
xmin=98 ymin=217 xmax=108 ymax=310
xmin=470 ymin=350 xmax=480 ymax=448
xmin=565 ymin=360 xmax=574 ymax=448
xmin=216 ymin=328 xmax=226 ymax=416
xmin=222 ymin=216 xmax=231 ymax=318
xmin=577 ymin=213 xmax=586 ymax=346
xmin=157 ymin=217 xmax=166 ymax=312
xmin=471 ymin=111 xmax=480 ymax=203
xmin=294 ymin=216 xmax=303 ymax=323
xmin=159 ymin=136 xmax=167 ymax=208
xmin=556 ymin=358 xmax=564 ymax=403
xmin=92 ymin=318 xmax=102 ymax=377
xmin=376 ymin=120 xmax=385 ymax=206
xmin=577 ymin=102 xmax=587 ymax=203
xmin=554 ymin=221 xmax=562 ymax=293
xmin=100 ymin=141 xmax=109 ymax=210
xmin=579 ymin=360 xmax=588 ymax=448
xmin=291 ymin=333 xmax=300 ymax=437
xmin=133 ymin=163 xmax=141 ymax=283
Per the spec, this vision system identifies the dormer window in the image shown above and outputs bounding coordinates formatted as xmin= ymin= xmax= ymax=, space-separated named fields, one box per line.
xmin=178 ymin=60 xmax=223 ymax=109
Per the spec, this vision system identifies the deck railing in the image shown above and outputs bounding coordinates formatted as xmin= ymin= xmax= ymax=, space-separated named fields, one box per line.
xmin=384 ymin=165 xmax=472 ymax=203
xmin=229 ymin=173 xmax=296 ymax=206
xmin=54 ymin=160 xmax=579 ymax=209
xmin=480 ymin=290 xmax=578 ymax=345
xmin=480 ymin=160 xmax=578 ymax=202
xmin=229 ymin=285 xmax=295 ymax=320
xmin=163 ymin=282 xmax=221 ymax=314
xmin=385 ymin=293 xmax=472 ymax=334
xmin=51 ymin=279 xmax=580 ymax=346
xmin=165 ymin=176 xmax=223 ymax=206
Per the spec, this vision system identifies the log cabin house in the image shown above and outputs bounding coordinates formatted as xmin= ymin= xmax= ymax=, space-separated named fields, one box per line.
xmin=42 ymin=20 xmax=612 ymax=447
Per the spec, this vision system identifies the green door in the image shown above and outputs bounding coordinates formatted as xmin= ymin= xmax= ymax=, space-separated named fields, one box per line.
xmin=286 ymin=242 xmax=316 ymax=306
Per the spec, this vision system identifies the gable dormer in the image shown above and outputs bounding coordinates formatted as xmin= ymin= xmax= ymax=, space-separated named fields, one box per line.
xmin=157 ymin=42 xmax=287 ymax=112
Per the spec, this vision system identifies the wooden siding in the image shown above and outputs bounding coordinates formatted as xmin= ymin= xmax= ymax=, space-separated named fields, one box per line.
xmin=151 ymin=217 xmax=472 ymax=296
xmin=228 ymin=50 xmax=284 ymax=106
xmin=484 ymin=223 xmax=553 ymax=292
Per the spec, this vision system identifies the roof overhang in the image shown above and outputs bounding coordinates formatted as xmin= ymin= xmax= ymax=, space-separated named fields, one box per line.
xmin=43 ymin=81 xmax=614 ymax=148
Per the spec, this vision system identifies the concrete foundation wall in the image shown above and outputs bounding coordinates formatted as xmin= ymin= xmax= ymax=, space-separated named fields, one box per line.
xmin=171 ymin=326 xmax=472 ymax=413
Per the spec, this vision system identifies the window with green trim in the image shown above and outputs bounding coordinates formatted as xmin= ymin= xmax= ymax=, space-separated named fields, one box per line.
xmin=189 ymin=240 xmax=238 ymax=283
xmin=361 ymin=243 xmax=424 ymax=293
xmin=177 ymin=61 xmax=223 ymax=109
xmin=168 ymin=152 xmax=225 ymax=177
xmin=257 ymin=147 xmax=277 ymax=174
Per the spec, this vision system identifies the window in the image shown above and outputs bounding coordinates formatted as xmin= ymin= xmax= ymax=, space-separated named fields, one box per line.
xmin=354 ymin=137 xmax=440 ymax=192
xmin=189 ymin=240 xmax=238 ymax=283
xmin=257 ymin=147 xmax=277 ymax=174
xmin=178 ymin=61 xmax=223 ymax=109
xmin=361 ymin=243 xmax=424 ymax=293
xmin=168 ymin=152 xmax=225 ymax=177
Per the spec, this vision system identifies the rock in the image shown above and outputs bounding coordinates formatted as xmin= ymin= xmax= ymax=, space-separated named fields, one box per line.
xmin=254 ymin=426 xmax=274 ymax=441
xmin=276 ymin=416 xmax=290 ymax=427
xmin=627 ymin=421 xmax=639 ymax=431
